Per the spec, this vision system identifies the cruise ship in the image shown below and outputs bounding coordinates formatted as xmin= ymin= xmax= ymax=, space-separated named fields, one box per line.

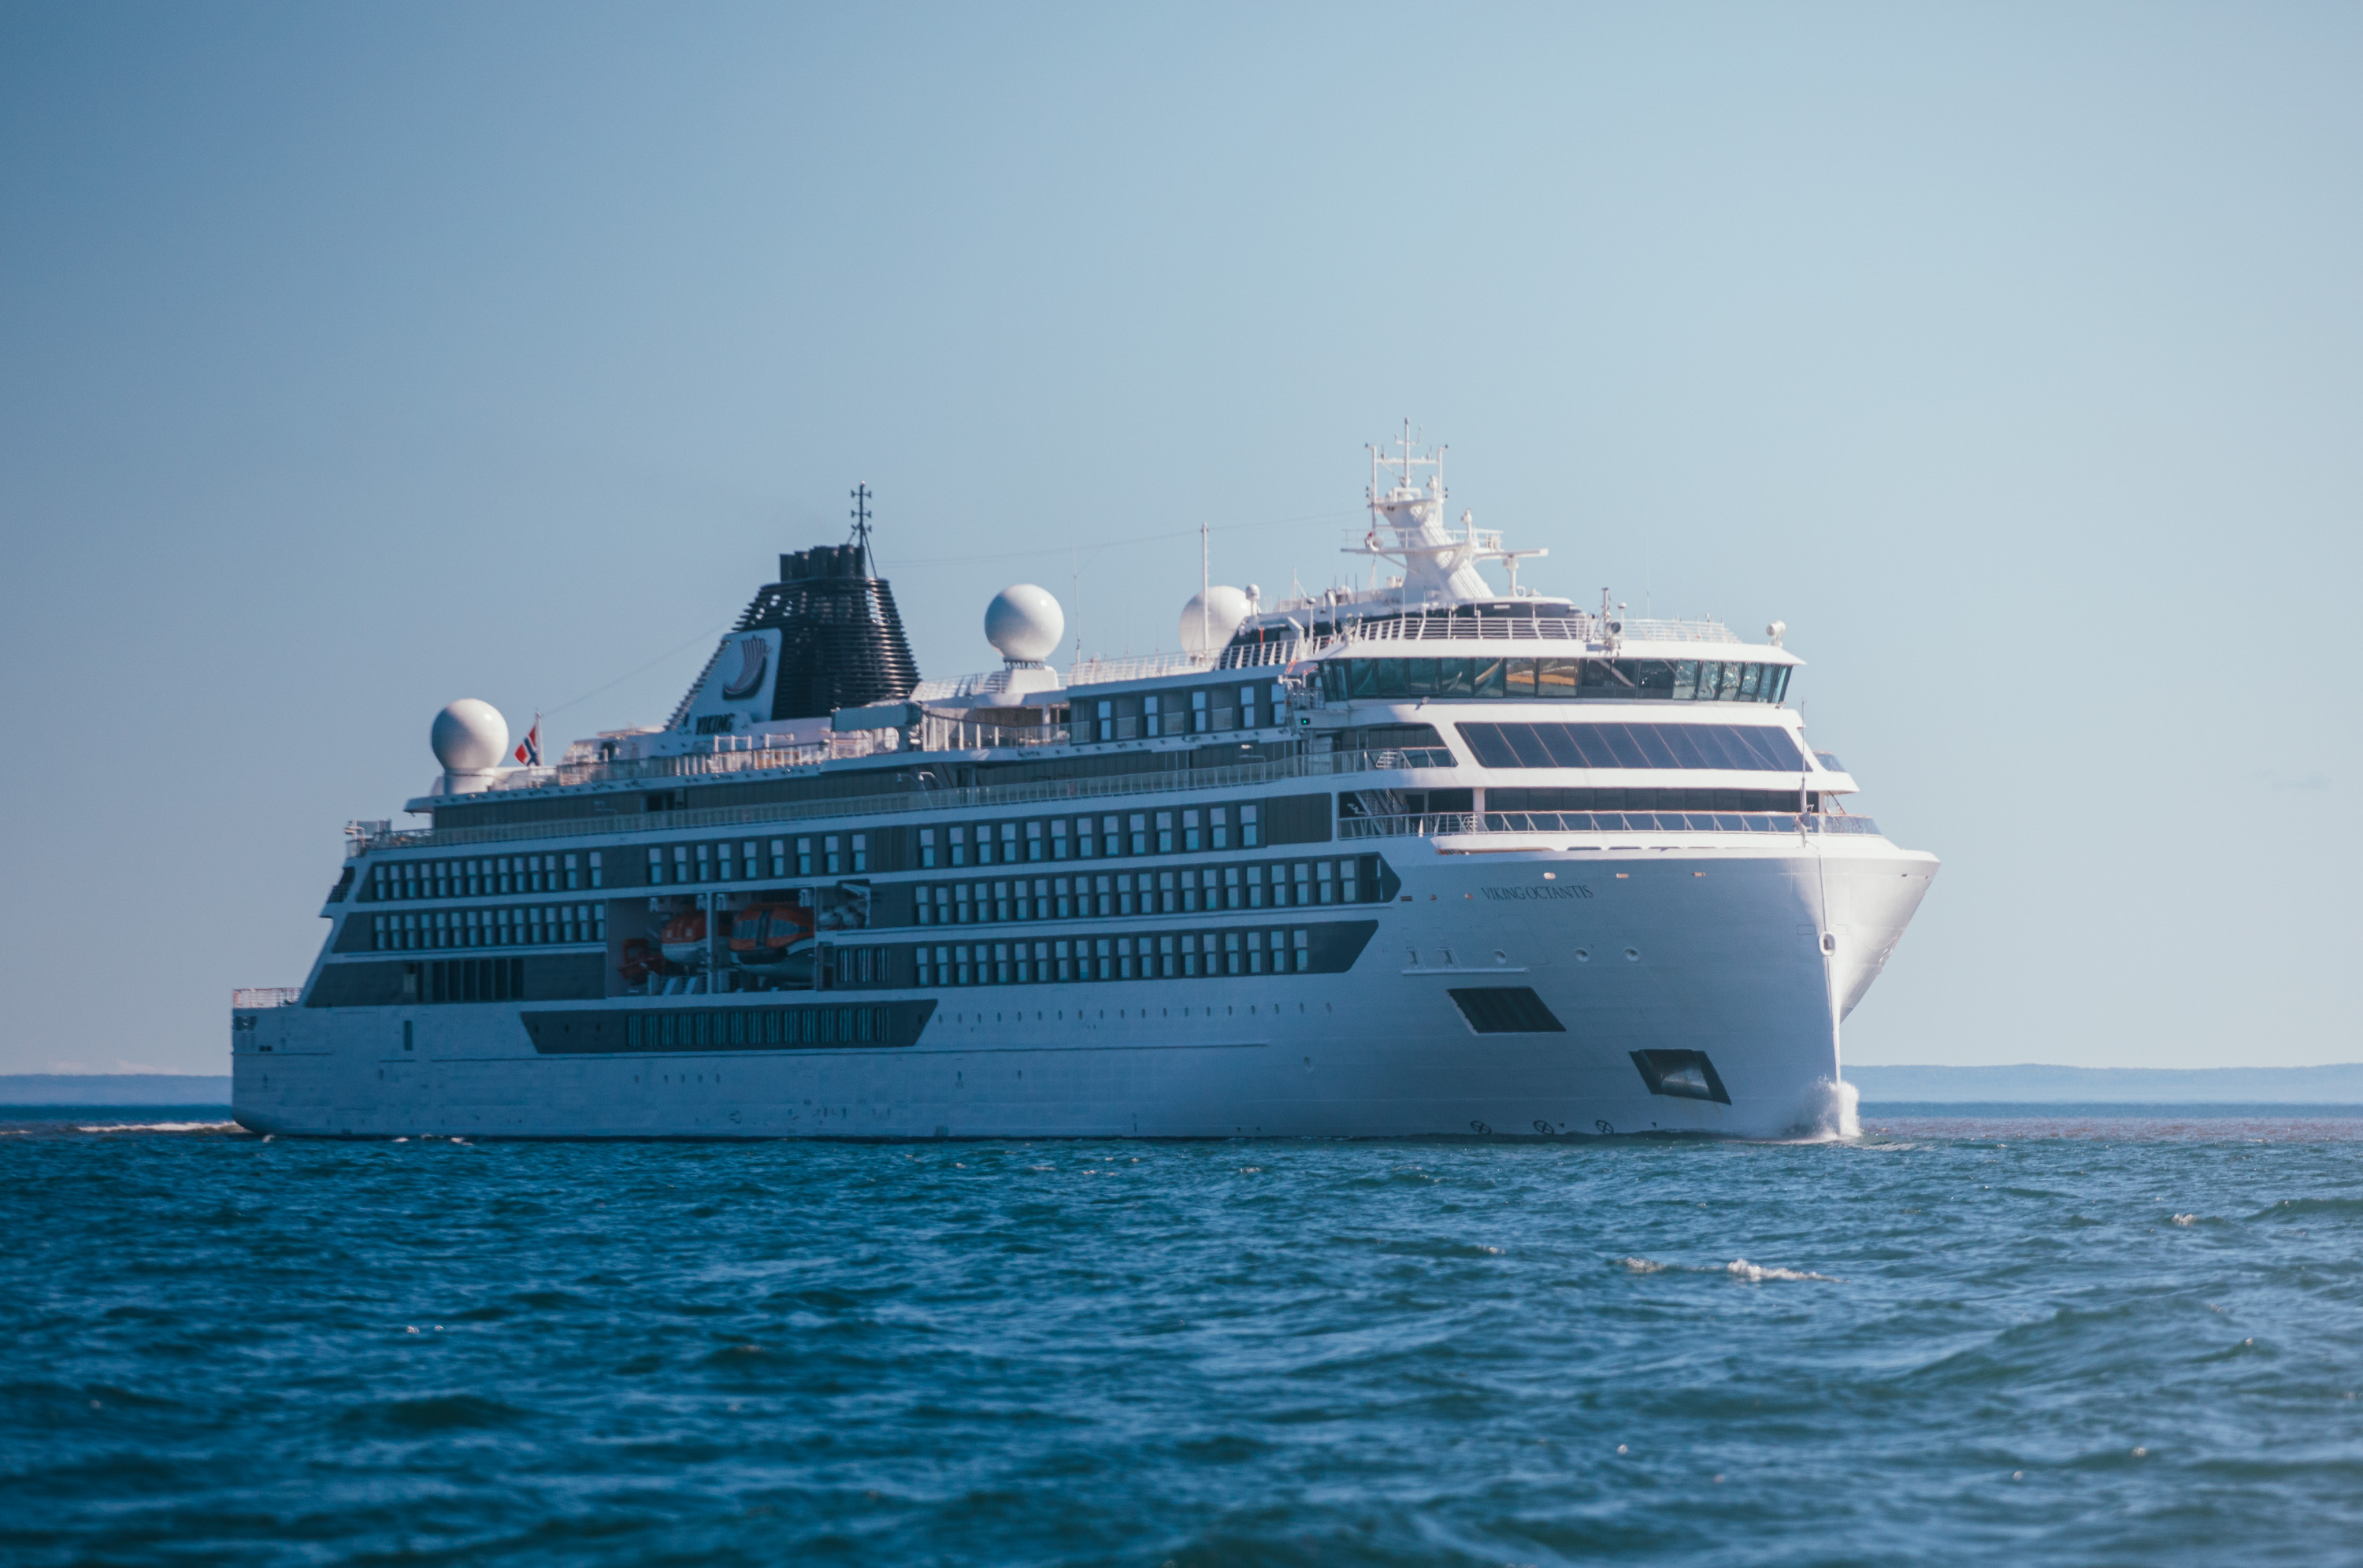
xmin=232 ymin=435 xmax=1937 ymax=1140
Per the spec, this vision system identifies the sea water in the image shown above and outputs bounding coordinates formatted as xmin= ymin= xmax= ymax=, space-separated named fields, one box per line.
xmin=9 ymin=1105 xmax=2363 ymax=1565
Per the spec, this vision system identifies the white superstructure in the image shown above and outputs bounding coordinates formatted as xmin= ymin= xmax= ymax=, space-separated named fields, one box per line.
xmin=234 ymin=433 xmax=1936 ymax=1140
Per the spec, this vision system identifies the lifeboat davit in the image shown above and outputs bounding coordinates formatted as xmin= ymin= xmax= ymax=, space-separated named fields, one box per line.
xmin=729 ymin=902 xmax=818 ymax=986
xmin=657 ymin=908 xmax=709 ymax=970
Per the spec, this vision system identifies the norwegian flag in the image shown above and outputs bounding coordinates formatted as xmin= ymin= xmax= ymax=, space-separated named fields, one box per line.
xmin=513 ymin=715 xmax=541 ymax=768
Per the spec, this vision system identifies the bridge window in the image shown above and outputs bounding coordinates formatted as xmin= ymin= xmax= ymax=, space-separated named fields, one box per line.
xmin=1326 ymin=658 xmax=1790 ymax=703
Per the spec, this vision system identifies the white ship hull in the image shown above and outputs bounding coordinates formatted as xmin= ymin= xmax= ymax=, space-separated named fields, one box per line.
xmin=234 ymin=834 xmax=1933 ymax=1142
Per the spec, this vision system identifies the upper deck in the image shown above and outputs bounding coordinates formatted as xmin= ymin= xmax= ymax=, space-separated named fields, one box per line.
xmin=362 ymin=429 xmax=1847 ymax=865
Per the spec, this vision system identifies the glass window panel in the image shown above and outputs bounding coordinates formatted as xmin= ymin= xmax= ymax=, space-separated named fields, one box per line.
xmin=1629 ymin=660 xmax=1676 ymax=695
xmin=1504 ymin=658 xmax=1536 ymax=696
xmin=1496 ymin=724 xmax=1552 ymax=768
xmin=1747 ymin=725 xmax=1805 ymax=769
xmin=1439 ymin=658 xmax=1474 ymax=697
xmin=1671 ymin=660 xmax=1698 ymax=700
xmin=1536 ymin=725 xmax=1592 ymax=768
xmin=1459 ymin=724 xmax=1519 ymax=769
xmin=1659 ymin=725 xmax=1712 ymax=769
xmin=1402 ymin=658 xmax=1438 ymax=695
xmin=1683 ymin=725 xmax=1742 ymax=769
xmin=1629 ymin=725 xmax=1680 ymax=769
xmin=1596 ymin=725 xmax=1652 ymax=769
xmin=1537 ymin=658 xmax=1580 ymax=698
xmin=1739 ymin=663 xmax=1763 ymax=700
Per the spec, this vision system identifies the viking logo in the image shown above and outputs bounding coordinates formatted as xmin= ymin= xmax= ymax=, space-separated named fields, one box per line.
xmin=720 ymin=636 xmax=770 ymax=700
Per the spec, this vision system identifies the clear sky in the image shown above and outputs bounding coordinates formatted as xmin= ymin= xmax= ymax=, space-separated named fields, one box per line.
xmin=2 ymin=3 xmax=2357 ymax=1074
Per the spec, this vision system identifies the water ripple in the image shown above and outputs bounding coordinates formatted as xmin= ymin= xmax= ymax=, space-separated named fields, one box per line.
xmin=7 ymin=1106 xmax=2363 ymax=1563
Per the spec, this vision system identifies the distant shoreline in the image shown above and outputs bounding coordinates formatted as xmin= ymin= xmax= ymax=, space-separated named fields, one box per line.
xmin=1844 ymin=1063 xmax=2363 ymax=1104
xmin=9 ymin=1065 xmax=2363 ymax=1108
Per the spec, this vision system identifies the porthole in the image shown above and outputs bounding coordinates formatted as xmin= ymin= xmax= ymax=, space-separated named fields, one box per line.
xmin=1493 ymin=950 xmax=1508 ymax=965
xmin=1574 ymin=948 xmax=1591 ymax=962
xmin=1623 ymin=947 xmax=1640 ymax=962
xmin=1820 ymin=932 xmax=1838 ymax=955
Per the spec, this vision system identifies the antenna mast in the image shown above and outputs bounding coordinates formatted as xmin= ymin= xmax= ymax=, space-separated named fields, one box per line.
xmin=1200 ymin=519 xmax=1210 ymax=658
xmin=848 ymin=483 xmax=874 ymax=566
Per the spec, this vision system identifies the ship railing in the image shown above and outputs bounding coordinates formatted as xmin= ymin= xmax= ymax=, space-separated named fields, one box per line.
xmin=350 ymin=747 xmax=1463 ymax=857
xmin=1337 ymin=810 xmax=1883 ymax=840
xmin=1342 ymin=615 xmax=1597 ymax=644
xmin=232 ymin=987 xmax=302 ymax=1009
xmin=916 ymin=713 xmax=1069 ymax=752
xmin=1211 ymin=638 xmax=1326 ymax=671
xmin=492 ymin=730 xmax=885 ymax=791
xmin=1066 ymin=639 xmax=1323 ymax=688
xmin=1337 ymin=812 xmax=1483 ymax=840
xmin=484 ymin=717 xmax=1083 ymax=797
xmin=1066 ymin=651 xmax=1211 ymax=686
xmin=1614 ymin=618 xmax=1745 ymax=645
xmin=1333 ymin=613 xmax=1741 ymax=646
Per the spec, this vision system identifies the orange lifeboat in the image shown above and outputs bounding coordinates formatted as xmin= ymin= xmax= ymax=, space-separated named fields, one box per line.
xmin=657 ymin=908 xmax=709 ymax=970
xmin=729 ymin=902 xmax=818 ymax=986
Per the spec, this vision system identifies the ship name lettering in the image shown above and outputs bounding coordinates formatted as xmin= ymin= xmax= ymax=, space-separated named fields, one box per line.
xmin=1482 ymin=884 xmax=1593 ymax=902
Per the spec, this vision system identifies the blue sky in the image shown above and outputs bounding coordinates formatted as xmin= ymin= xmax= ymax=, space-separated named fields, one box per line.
xmin=2 ymin=2 xmax=2356 ymax=1073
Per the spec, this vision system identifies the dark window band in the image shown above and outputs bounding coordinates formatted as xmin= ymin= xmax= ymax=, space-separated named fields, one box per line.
xmin=1322 ymin=658 xmax=1790 ymax=704
xmin=1458 ymin=722 xmax=1805 ymax=773
xmin=521 ymin=1000 xmax=937 ymax=1054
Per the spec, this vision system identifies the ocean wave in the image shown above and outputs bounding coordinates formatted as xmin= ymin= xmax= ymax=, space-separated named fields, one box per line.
xmin=2251 ymin=1197 xmax=2363 ymax=1220
xmin=336 ymin=1393 xmax=530 ymax=1433
xmin=20 ymin=1119 xmax=2363 ymax=1564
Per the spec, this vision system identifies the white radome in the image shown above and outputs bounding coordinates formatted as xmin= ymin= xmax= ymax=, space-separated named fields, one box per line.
xmin=431 ymin=699 xmax=509 ymax=773
xmin=1178 ymin=585 xmax=1252 ymax=655
xmin=985 ymin=584 xmax=1065 ymax=665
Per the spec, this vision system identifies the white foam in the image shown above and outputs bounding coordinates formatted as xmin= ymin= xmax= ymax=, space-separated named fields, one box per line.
xmin=1614 ymin=1255 xmax=1841 ymax=1282
xmin=1782 ymin=1077 xmax=1861 ymax=1141
xmin=2172 ymin=1213 xmax=2199 ymax=1225
xmin=1725 ymin=1258 xmax=1842 ymax=1283
xmin=75 ymin=1121 xmax=238 ymax=1134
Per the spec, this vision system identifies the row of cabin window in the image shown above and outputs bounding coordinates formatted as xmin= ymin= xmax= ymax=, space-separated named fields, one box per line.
xmin=920 ymin=929 xmax=1315 ymax=986
xmin=833 ymin=947 xmax=888 ymax=987
xmin=1321 ymin=658 xmax=1793 ymax=704
xmin=921 ymin=805 xmax=1260 ymax=867
xmin=1085 ymin=683 xmax=1282 ymax=742
xmin=373 ymin=853 xmax=602 ymax=902
xmin=647 ymin=834 xmax=869 ymax=884
xmin=624 ymin=1005 xmax=888 ymax=1051
xmin=420 ymin=957 xmax=525 ymax=1004
xmin=372 ymin=905 xmax=605 ymax=951
xmin=916 ymin=858 xmax=1366 ymax=925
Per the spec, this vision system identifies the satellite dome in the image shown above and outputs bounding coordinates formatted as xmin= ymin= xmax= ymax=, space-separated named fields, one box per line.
xmin=1178 ymin=585 xmax=1252 ymax=656
xmin=431 ymin=699 xmax=509 ymax=774
xmin=985 ymin=584 xmax=1065 ymax=665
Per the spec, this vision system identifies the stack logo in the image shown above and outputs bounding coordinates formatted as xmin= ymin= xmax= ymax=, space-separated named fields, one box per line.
xmin=720 ymin=636 xmax=770 ymax=700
